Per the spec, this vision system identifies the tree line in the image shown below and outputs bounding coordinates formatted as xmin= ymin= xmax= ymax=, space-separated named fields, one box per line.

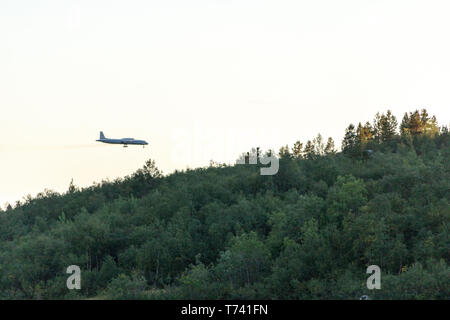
xmin=0 ymin=108 xmax=448 ymax=299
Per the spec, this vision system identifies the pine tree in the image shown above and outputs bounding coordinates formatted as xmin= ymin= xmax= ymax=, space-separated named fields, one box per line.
xmin=324 ymin=137 xmax=336 ymax=155
xmin=278 ymin=145 xmax=291 ymax=159
xmin=342 ymin=124 xmax=357 ymax=154
xmin=400 ymin=112 xmax=410 ymax=136
xmin=67 ymin=178 xmax=77 ymax=194
xmin=373 ymin=110 xmax=397 ymax=142
xmin=409 ymin=110 xmax=423 ymax=135
xmin=382 ymin=110 xmax=398 ymax=141
xmin=400 ymin=109 xmax=438 ymax=136
xmin=423 ymin=112 xmax=439 ymax=136
xmin=292 ymin=141 xmax=303 ymax=158
xmin=420 ymin=108 xmax=429 ymax=123
xmin=313 ymin=134 xmax=325 ymax=156
xmin=357 ymin=122 xmax=373 ymax=144
xmin=373 ymin=112 xmax=383 ymax=141
xmin=303 ymin=140 xmax=315 ymax=159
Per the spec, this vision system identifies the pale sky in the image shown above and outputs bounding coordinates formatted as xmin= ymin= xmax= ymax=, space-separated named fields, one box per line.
xmin=1 ymin=0 xmax=449 ymax=208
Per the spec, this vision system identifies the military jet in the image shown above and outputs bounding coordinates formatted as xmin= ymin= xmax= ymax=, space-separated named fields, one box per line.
xmin=96 ymin=131 xmax=148 ymax=148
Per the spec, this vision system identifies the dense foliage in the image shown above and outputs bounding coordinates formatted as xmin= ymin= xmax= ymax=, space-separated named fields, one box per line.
xmin=0 ymin=109 xmax=449 ymax=299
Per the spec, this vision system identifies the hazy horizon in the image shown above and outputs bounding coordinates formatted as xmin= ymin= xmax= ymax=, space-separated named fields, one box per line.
xmin=1 ymin=0 xmax=450 ymax=207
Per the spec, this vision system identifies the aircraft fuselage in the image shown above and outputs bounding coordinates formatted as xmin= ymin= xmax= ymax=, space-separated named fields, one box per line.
xmin=96 ymin=132 xmax=148 ymax=147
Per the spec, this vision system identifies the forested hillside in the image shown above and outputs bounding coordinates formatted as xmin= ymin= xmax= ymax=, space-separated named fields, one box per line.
xmin=1 ymin=109 xmax=449 ymax=300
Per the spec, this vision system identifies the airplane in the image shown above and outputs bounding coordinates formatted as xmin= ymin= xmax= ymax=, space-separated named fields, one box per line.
xmin=96 ymin=131 xmax=148 ymax=148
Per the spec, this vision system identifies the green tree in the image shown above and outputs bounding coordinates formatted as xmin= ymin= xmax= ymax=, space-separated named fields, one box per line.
xmin=324 ymin=137 xmax=336 ymax=155
xmin=303 ymin=140 xmax=315 ymax=159
xmin=292 ymin=140 xmax=303 ymax=158
xmin=342 ymin=124 xmax=358 ymax=156
xmin=373 ymin=110 xmax=397 ymax=142
xmin=214 ymin=232 xmax=271 ymax=289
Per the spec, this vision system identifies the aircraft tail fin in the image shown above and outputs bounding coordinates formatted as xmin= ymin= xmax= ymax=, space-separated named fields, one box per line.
xmin=100 ymin=131 xmax=106 ymax=139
